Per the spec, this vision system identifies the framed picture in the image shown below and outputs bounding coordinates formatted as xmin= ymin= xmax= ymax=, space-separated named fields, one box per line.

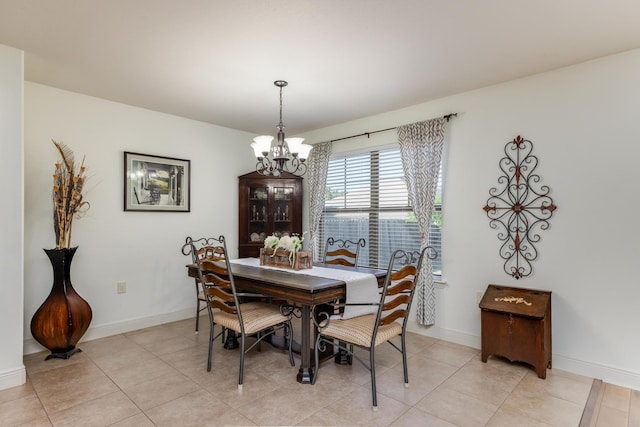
xmin=124 ymin=152 xmax=190 ymax=212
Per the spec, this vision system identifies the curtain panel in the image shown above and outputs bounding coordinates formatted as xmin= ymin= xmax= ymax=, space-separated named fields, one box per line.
xmin=398 ymin=118 xmax=446 ymax=325
xmin=306 ymin=141 xmax=332 ymax=260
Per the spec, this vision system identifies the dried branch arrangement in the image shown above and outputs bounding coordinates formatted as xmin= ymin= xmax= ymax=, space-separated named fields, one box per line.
xmin=52 ymin=140 xmax=90 ymax=248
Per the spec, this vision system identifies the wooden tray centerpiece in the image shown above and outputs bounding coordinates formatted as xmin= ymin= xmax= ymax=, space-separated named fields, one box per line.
xmin=259 ymin=233 xmax=312 ymax=270
xmin=259 ymin=248 xmax=312 ymax=270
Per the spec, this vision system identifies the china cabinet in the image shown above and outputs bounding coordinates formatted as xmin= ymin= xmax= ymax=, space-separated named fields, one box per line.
xmin=238 ymin=171 xmax=302 ymax=258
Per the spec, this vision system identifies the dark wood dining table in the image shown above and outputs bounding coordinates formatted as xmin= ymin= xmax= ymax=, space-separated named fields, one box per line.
xmin=186 ymin=260 xmax=386 ymax=384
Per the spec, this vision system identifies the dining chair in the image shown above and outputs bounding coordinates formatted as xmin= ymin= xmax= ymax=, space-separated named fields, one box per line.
xmin=322 ymin=237 xmax=366 ymax=359
xmin=323 ymin=237 xmax=366 ymax=267
xmin=195 ymin=235 xmax=295 ymax=389
xmin=312 ymin=246 xmax=436 ymax=409
xmin=181 ymin=236 xmax=226 ymax=333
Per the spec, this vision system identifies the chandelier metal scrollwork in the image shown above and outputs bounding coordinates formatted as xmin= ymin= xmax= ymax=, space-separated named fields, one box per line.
xmin=483 ymin=135 xmax=557 ymax=279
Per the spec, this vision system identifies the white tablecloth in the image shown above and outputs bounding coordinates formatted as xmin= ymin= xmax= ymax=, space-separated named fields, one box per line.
xmin=230 ymin=258 xmax=380 ymax=319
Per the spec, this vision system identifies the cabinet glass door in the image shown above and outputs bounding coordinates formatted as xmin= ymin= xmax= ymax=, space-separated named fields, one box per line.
xmin=248 ymin=185 xmax=268 ymax=243
xmin=273 ymin=186 xmax=294 ymax=236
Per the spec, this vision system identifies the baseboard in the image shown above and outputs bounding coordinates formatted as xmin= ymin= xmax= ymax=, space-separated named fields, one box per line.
xmin=407 ymin=320 xmax=640 ymax=390
xmin=23 ymin=308 xmax=195 ymax=355
xmin=406 ymin=320 xmax=481 ymax=349
xmin=553 ymin=354 xmax=640 ymax=391
xmin=0 ymin=365 xmax=26 ymax=391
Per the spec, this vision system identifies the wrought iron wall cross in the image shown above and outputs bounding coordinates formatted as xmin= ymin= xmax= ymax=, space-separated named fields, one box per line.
xmin=483 ymin=135 xmax=557 ymax=279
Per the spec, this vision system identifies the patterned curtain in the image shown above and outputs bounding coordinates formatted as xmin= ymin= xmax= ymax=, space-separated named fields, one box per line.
xmin=398 ymin=118 xmax=446 ymax=325
xmin=306 ymin=141 xmax=332 ymax=260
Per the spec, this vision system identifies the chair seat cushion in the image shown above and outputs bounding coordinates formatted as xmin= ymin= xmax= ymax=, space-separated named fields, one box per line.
xmin=213 ymin=302 xmax=288 ymax=334
xmin=320 ymin=314 xmax=402 ymax=347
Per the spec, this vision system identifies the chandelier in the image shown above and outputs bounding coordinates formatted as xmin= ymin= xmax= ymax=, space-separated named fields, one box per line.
xmin=251 ymin=80 xmax=312 ymax=176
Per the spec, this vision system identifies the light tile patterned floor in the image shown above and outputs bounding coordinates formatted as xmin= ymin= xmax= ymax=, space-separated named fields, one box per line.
xmin=0 ymin=316 xmax=634 ymax=426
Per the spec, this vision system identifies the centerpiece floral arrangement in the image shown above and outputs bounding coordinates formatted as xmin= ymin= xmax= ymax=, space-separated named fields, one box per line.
xmin=263 ymin=232 xmax=308 ymax=268
xmin=52 ymin=140 xmax=90 ymax=249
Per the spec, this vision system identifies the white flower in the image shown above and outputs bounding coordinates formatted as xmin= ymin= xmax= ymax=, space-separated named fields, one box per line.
xmin=263 ymin=232 xmax=307 ymax=268
xmin=278 ymin=235 xmax=295 ymax=252
xmin=264 ymin=234 xmax=279 ymax=249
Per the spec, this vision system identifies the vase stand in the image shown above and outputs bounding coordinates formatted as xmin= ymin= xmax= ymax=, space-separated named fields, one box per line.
xmin=45 ymin=347 xmax=82 ymax=361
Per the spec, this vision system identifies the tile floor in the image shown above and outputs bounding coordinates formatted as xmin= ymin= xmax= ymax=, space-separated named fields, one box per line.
xmin=580 ymin=380 xmax=640 ymax=427
xmin=0 ymin=316 xmax=635 ymax=426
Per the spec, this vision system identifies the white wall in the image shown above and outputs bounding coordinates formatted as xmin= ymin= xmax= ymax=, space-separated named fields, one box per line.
xmin=301 ymin=49 xmax=640 ymax=389
xmin=23 ymin=83 xmax=256 ymax=354
xmin=0 ymin=44 xmax=25 ymax=390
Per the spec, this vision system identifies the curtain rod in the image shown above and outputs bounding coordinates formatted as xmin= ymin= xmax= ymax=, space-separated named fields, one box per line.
xmin=328 ymin=113 xmax=458 ymax=143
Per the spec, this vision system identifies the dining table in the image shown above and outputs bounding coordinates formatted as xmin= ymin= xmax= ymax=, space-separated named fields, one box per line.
xmin=186 ymin=259 xmax=386 ymax=384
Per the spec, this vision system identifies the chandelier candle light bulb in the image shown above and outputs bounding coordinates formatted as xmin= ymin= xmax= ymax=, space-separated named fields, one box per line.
xmin=251 ymin=135 xmax=273 ymax=159
xmin=285 ymin=137 xmax=304 ymax=156
xmin=297 ymin=143 xmax=313 ymax=159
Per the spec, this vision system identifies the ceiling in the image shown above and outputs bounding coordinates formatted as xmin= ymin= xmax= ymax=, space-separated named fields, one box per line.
xmin=1 ymin=0 xmax=639 ymax=136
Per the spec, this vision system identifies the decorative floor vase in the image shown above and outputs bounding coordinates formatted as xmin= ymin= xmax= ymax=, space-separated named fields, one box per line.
xmin=30 ymin=247 xmax=93 ymax=360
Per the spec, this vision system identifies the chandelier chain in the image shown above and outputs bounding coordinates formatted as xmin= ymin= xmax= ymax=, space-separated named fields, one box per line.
xmin=279 ymin=85 xmax=284 ymax=128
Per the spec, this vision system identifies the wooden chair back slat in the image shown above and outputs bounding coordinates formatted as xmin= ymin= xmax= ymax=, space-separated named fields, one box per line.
xmin=382 ymin=294 xmax=410 ymax=312
xmin=380 ymin=309 xmax=406 ymax=325
xmin=386 ymin=279 xmax=413 ymax=296
xmin=323 ymin=237 xmax=366 ymax=267
xmin=200 ymin=258 xmax=227 ymax=275
xmin=326 ymin=247 xmax=358 ymax=259
xmin=325 ymin=257 xmax=356 ymax=267
xmin=210 ymin=299 xmax=237 ymax=314
xmin=390 ymin=265 xmax=417 ymax=281
xmin=204 ymin=285 xmax=234 ymax=303
xmin=202 ymin=273 xmax=232 ymax=290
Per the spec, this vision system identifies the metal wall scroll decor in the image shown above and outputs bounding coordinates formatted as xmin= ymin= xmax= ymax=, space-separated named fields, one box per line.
xmin=483 ymin=135 xmax=557 ymax=279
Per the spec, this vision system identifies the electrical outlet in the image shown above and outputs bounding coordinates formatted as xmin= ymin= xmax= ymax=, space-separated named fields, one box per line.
xmin=476 ymin=291 xmax=484 ymax=304
xmin=117 ymin=281 xmax=126 ymax=294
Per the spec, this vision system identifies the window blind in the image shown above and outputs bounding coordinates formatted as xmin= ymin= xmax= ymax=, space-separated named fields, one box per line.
xmin=320 ymin=147 xmax=442 ymax=276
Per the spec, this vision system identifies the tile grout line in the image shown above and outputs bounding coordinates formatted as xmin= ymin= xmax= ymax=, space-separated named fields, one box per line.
xmin=18 ymin=321 xmax=608 ymax=427
xmin=26 ymin=369 xmax=55 ymax=426
xmin=482 ymin=366 xmax=529 ymax=426
xmin=83 ymin=333 xmax=160 ymax=426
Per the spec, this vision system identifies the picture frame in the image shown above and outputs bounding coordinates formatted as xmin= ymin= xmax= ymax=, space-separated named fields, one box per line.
xmin=124 ymin=152 xmax=190 ymax=212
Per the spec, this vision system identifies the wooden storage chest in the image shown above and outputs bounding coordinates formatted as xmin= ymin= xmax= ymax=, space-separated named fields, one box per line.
xmin=479 ymin=284 xmax=552 ymax=379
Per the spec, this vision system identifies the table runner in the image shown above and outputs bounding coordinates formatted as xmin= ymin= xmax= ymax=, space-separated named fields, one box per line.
xmin=230 ymin=258 xmax=380 ymax=319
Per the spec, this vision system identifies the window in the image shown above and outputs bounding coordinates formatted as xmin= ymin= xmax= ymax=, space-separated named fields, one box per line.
xmin=320 ymin=147 xmax=442 ymax=277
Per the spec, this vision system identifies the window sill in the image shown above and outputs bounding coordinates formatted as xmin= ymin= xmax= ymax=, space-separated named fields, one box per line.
xmin=434 ymin=279 xmax=447 ymax=289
